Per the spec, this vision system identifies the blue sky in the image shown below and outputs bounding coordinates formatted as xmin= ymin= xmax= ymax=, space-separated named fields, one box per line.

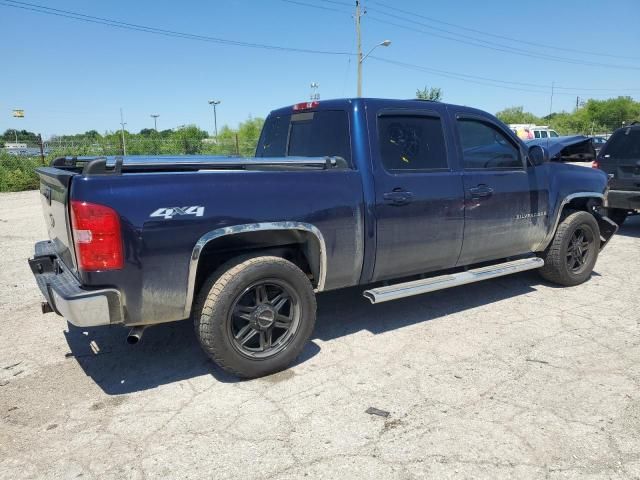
xmin=1 ymin=0 xmax=639 ymax=137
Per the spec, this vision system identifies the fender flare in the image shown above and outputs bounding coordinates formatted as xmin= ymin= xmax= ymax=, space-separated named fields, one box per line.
xmin=183 ymin=222 xmax=327 ymax=318
xmin=537 ymin=192 xmax=604 ymax=251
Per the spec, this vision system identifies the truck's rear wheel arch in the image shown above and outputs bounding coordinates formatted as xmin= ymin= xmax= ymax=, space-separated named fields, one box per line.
xmin=184 ymin=223 xmax=326 ymax=319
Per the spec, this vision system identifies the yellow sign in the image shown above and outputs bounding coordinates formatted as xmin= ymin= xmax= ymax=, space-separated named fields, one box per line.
xmin=12 ymin=109 xmax=24 ymax=118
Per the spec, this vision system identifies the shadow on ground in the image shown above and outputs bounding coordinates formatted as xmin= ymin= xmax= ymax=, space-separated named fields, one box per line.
xmin=616 ymin=215 xmax=640 ymax=238
xmin=65 ymin=271 xmax=543 ymax=395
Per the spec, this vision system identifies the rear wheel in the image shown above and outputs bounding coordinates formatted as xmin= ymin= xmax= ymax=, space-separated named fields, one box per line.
xmin=193 ymin=256 xmax=317 ymax=378
xmin=606 ymin=208 xmax=628 ymax=227
xmin=538 ymin=210 xmax=600 ymax=286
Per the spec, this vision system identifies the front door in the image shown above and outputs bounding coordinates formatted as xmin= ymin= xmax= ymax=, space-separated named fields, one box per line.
xmin=371 ymin=109 xmax=465 ymax=282
xmin=452 ymin=115 xmax=549 ymax=266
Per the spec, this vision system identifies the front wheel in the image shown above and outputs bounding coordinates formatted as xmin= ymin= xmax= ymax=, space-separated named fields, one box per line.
xmin=538 ymin=210 xmax=600 ymax=286
xmin=193 ymin=256 xmax=317 ymax=378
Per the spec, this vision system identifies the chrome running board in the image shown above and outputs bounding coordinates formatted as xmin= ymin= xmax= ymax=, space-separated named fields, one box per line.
xmin=363 ymin=257 xmax=544 ymax=304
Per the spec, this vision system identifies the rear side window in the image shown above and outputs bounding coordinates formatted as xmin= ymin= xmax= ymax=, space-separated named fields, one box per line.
xmin=378 ymin=115 xmax=448 ymax=172
xmin=603 ymin=128 xmax=640 ymax=160
xmin=457 ymin=119 xmax=522 ymax=169
xmin=256 ymin=110 xmax=351 ymax=164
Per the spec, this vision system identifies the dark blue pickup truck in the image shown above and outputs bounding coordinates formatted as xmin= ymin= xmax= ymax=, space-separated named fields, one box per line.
xmin=29 ymin=98 xmax=617 ymax=378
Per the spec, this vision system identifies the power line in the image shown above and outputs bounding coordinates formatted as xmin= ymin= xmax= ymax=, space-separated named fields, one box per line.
xmin=0 ymin=0 xmax=352 ymax=56
xmin=282 ymin=0 xmax=640 ymax=73
xmin=368 ymin=1 xmax=639 ymax=62
xmin=364 ymin=12 xmax=640 ymax=72
xmin=369 ymin=57 xmax=638 ymax=97
xmin=281 ymin=0 xmax=350 ymax=14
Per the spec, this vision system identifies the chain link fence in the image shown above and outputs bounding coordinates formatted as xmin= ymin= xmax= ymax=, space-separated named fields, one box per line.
xmin=0 ymin=137 xmax=261 ymax=192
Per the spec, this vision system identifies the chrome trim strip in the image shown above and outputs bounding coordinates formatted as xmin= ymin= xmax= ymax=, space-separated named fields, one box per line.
xmin=363 ymin=257 xmax=544 ymax=304
xmin=536 ymin=192 xmax=605 ymax=251
xmin=183 ymin=222 xmax=327 ymax=318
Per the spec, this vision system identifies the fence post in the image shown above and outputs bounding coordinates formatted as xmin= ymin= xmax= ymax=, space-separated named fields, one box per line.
xmin=235 ymin=134 xmax=240 ymax=156
xmin=38 ymin=134 xmax=45 ymax=165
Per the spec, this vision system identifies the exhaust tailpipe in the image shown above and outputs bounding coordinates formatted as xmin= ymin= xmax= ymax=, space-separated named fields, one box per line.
xmin=127 ymin=326 xmax=146 ymax=345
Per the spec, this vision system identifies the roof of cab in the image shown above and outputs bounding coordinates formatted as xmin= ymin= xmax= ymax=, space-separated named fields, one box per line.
xmin=268 ymin=98 xmax=492 ymax=118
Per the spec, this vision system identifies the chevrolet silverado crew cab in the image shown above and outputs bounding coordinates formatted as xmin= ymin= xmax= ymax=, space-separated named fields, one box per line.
xmin=595 ymin=122 xmax=640 ymax=226
xmin=29 ymin=98 xmax=617 ymax=378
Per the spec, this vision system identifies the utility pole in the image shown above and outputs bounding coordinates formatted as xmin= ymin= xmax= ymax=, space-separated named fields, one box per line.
xmin=38 ymin=134 xmax=45 ymax=165
xmin=151 ymin=114 xmax=159 ymax=131
xmin=119 ymin=108 xmax=127 ymax=156
xmin=549 ymin=81 xmax=555 ymax=117
xmin=208 ymin=100 xmax=221 ymax=141
xmin=356 ymin=0 xmax=363 ymax=97
xmin=576 ymin=96 xmax=579 ymax=112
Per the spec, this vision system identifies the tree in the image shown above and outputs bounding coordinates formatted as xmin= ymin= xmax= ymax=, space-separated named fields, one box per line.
xmin=415 ymin=86 xmax=443 ymax=102
xmin=1 ymin=129 xmax=39 ymax=144
xmin=495 ymin=106 xmax=541 ymax=125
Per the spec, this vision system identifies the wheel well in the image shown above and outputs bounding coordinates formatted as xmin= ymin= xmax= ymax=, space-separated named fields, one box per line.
xmin=193 ymin=229 xmax=322 ymax=296
xmin=563 ymin=196 xmax=603 ymax=215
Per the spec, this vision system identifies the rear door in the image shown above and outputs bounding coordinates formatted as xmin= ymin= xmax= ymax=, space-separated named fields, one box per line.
xmin=452 ymin=113 xmax=549 ymax=266
xmin=598 ymin=126 xmax=640 ymax=191
xmin=369 ymin=107 xmax=465 ymax=282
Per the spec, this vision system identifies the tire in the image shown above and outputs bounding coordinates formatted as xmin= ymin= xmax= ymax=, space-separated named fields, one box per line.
xmin=606 ymin=208 xmax=628 ymax=227
xmin=538 ymin=210 xmax=600 ymax=287
xmin=193 ymin=256 xmax=317 ymax=379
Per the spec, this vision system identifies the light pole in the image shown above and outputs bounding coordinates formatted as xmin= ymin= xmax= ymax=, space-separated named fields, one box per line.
xmin=208 ymin=100 xmax=221 ymax=141
xmin=357 ymin=39 xmax=391 ymax=97
xmin=119 ymin=108 xmax=127 ymax=156
xmin=151 ymin=114 xmax=159 ymax=131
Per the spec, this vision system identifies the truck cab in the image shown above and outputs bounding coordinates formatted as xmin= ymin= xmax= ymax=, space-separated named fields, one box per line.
xmin=30 ymin=98 xmax=616 ymax=378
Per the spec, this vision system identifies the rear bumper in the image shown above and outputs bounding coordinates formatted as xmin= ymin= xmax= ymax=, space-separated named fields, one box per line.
xmin=607 ymin=190 xmax=640 ymax=211
xmin=28 ymin=241 xmax=123 ymax=327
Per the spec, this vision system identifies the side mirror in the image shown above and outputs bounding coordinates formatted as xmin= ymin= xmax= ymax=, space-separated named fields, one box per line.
xmin=528 ymin=145 xmax=549 ymax=166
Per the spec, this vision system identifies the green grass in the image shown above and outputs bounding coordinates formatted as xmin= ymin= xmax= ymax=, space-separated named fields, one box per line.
xmin=0 ymin=153 xmax=44 ymax=192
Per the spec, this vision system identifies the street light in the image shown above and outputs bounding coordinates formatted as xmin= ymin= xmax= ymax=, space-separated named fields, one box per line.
xmin=150 ymin=114 xmax=159 ymax=131
xmin=208 ymin=100 xmax=221 ymax=141
xmin=358 ymin=40 xmax=391 ymax=97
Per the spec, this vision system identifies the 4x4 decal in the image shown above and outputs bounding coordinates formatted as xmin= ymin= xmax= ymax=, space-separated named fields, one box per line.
xmin=150 ymin=206 xmax=205 ymax=220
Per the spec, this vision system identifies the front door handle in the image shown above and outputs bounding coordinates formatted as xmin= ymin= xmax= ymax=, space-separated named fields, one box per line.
xmin=469 ymin=184 xmax=493 ymax=199
xmin=383 ymin=189 xmax=414 ymax=206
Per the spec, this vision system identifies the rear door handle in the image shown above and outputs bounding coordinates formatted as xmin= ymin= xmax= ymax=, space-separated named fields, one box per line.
xmin=469 ymin=184 xmax=493 ymax=199
xmin=383 ymin=190 xmax=414 ymax=206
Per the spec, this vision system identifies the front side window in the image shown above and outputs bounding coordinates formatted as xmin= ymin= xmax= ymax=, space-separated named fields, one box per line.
xmin=378 ymin=115 xmax=448 ymax=172
xmin=457 ymin=119 xmax=522 ymax=169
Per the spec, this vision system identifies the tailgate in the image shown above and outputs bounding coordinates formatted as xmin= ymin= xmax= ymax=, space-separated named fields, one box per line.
xmin=36 ymin=167 xmax=78 ymax=272
xmin=599 ymin=127 xmax=640 ymax=190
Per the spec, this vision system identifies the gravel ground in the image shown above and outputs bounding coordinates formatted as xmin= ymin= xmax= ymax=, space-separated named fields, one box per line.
xmin=0 ymin=190 xmax=639 ymax=479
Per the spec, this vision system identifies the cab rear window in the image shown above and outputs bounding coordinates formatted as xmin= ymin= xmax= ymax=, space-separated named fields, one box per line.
xmin=256 ymin=110 xmax=351 ymax=164
xmin=603 ymin=128 xmax=640 ymax=160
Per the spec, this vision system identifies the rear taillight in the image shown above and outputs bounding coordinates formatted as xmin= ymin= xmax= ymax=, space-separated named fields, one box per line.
xmin=70 ymin=200 xmax=123 ymax=271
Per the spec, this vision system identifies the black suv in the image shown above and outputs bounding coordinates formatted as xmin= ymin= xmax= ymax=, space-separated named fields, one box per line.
xmin=596 ymin=123 xmax=640 ymax=225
